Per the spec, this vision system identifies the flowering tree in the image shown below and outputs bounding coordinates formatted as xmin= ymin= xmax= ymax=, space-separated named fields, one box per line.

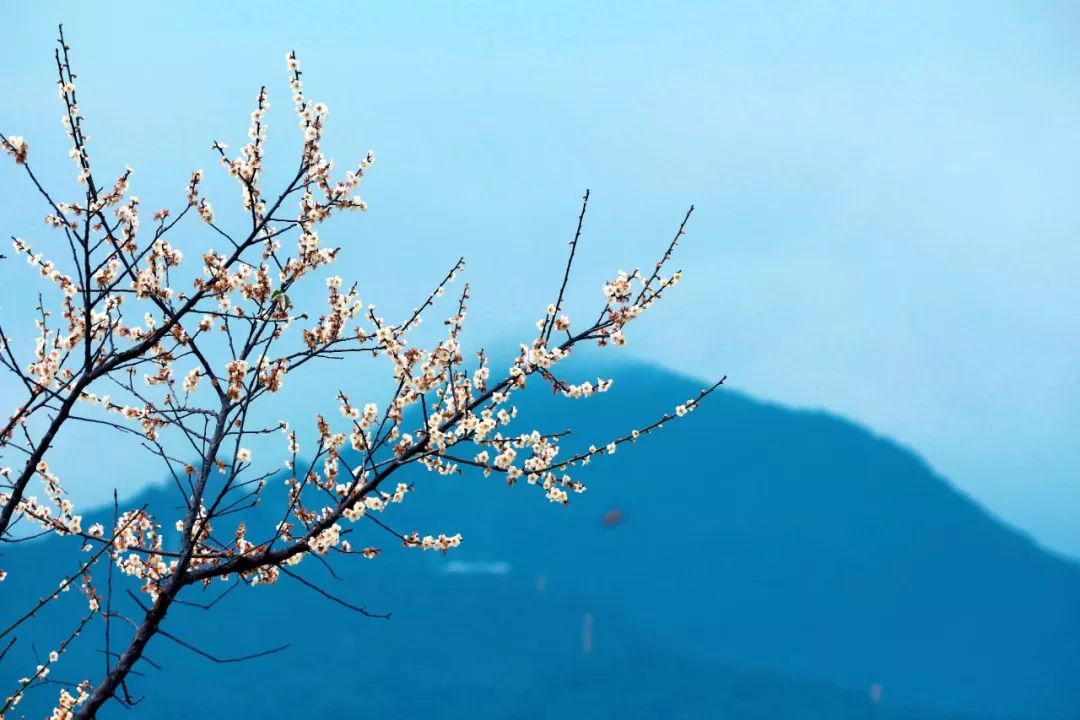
xmin=0 ymin=27 xmax=722 ymax=719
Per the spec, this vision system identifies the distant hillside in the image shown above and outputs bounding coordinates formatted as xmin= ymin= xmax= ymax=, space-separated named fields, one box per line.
xmin=1 ymin=360 xmax=1077 ymax=718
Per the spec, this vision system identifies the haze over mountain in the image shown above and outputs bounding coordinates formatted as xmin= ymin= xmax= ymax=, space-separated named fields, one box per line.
xmin=2 ymin=361 xmax=1077 ymax=718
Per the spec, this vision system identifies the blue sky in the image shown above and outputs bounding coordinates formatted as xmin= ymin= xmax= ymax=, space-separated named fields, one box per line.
xmin=2 ymin=2 xmax=1080 ymax=555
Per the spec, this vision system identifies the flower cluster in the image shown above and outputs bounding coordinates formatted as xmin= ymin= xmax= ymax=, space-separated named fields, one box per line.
xmin=49 ymin=683 xmax=91 ymax=720
xmin=404 ymin=531 xmax=464 ymax=552
xmin=1 ymin=134 xmax=28 ymax=164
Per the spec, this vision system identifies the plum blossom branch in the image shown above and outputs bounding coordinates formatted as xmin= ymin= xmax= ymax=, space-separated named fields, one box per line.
xmin=0 ymin=27 xmax=723 ymax=720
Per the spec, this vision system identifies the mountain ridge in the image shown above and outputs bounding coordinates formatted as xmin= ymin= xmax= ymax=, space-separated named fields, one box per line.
xmin=1 ymin=359 xmax=1077 ymax=718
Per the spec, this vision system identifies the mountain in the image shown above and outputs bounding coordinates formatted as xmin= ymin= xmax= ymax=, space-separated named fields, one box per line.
xmin=1 ymin=360 xmax=1077 ymax=718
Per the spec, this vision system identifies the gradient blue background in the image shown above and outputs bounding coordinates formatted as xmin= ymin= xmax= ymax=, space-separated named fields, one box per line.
xmin=2 ymin=1 xmax=1079 ymax=556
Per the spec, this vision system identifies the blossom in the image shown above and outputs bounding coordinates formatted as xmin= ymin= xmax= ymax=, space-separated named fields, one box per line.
xmin=3 ymin=134 xmax=28 ymax=163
